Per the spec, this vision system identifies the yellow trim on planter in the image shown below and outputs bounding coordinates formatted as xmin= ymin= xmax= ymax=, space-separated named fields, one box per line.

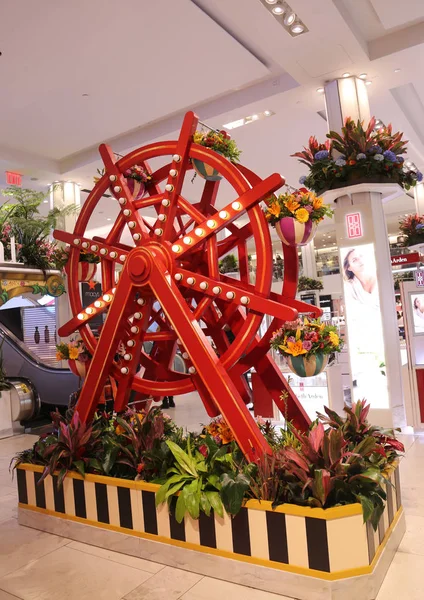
xmin=16 ymin=465 xmax=362 ymax=519
xmin=17 ymin=503 xmax=404 ymax=581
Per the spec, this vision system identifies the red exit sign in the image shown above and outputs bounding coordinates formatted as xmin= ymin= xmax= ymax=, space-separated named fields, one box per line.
xmin=5 ymin=171 xmax=22 ymax=186
xmin=346 ymin=213 xmax=363 ymax=239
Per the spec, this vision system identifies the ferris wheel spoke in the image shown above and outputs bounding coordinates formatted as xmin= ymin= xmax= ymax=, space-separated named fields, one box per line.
xmin=57 ymin=287 xmax=116 ymax=338
xmin=99 ymin=143 xmax=150 ymax=244
xmin=173 ymin=268 xmax=297 ymax=321
xmin=54 ymin=230 xmax=129 ymax=264
xmin=173 ymin=174 xmax=282 ymax=259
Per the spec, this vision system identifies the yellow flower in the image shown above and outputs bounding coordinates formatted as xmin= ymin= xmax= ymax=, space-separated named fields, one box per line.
xmin=267 ymin=201 xmax=281 ymax=218
xmin=313 ymin=196 xmax=324 ymax=209
xmin=295 ymin=208 xmax=310 ymax=223
xmin=280 ymin=340 xmax=307 ymax=357
xmin=329 ymin=332 xmax=339 ymax=346
xmin=193 ymin=132 xmax=204 ymax=144
xmin=56 ymin=351 xmax=64 ymax=361
xmin=284 ymin=199 xmax=300 ymax=213
xmin=69 ymin=347 xmax=80 ymax=360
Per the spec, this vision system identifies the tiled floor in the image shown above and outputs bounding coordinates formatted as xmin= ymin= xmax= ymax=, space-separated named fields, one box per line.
xmin=0 ymin=396 xmax=423 ymax=599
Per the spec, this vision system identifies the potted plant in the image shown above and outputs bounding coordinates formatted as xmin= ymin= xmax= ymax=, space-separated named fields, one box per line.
xmin=293 ymin=117 xmax=422 ymax=195
xmin=219 ymin=253 xmax=238 ymax=273
xmin=264 ymin=188 xmax=333 ymax=246
xmin=95 ymin=164 xmax=152 ymax=201
xmin=56 ymin=338 xmax=92 ymax=379
xmin=55 ymin=246 xmax=99 ymax=282
xmin=192 ymin=130 xmax=241 ymax=181
xmin=297 ymin=276 xmax=323 ymax=292
xmin=398 ymin=214 xmax=424 ymax=247
xmin=270 ymin=318 xmax=343 ymax=377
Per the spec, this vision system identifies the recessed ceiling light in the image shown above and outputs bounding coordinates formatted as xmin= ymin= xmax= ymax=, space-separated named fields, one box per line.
xmin=365 ymin=80 xmax=372 ymax=85
xmin=264 ymin=110 xmax=271 ymax=116
xmin=342 ymin=72 xmax=350 ymax=78
xmin=82 ymin=93 xmax=89 ymax=97
xmin=107 ymin=218 xmax=111 ymax=221
xmin=323 ymin=244 xmax=326 ymax=247
xmin=291 ymin=23 xmax=304 ymax=33
xmin=284 ymin=11 xmax=296 ymax=26
xmin=252 ymin=114 xmax=259 ymax=120
xmin=359 ymin=73 xmax=367 ymax=79
xmin=43 ymin=200 xmax=48 ymax=203
xmin=272 ymin=6 xmax=284 ymax=14
xmin=316 ymin=87 xmax=324 ymax=93
xmin=265 ymin=0 xmax=278 ymax=3
xmin=394 ymin=68 xmax=401 ymax=73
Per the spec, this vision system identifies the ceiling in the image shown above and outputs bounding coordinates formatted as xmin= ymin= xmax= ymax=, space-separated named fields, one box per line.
xmin=1 ymin=0 xmax=424 ymax=240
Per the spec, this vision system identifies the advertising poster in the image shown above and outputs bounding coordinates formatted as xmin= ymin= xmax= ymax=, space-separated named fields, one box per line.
xmin=410 ymin=292 xmax=424 ymax=335
xmin=341 ymin=243 xmax=389 ymax=408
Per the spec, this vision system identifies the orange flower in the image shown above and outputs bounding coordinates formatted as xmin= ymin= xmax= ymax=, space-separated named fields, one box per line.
xmin=295 ymin=208 xmax=309 ymax=223
xmin=348 ymin=160 xmax=356 ymax=166
xmin=267 ymin=201 xmax=281 ymax=218
xmin=284 ymin=199 xmax=300 ymax=213
xmin=312 ymin=196 xmax=323 ymax=209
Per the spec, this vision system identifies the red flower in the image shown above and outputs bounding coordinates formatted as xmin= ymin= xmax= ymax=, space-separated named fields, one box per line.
xmin=199 ymin=444 xmax=208 ymax=457
xmin=137 ymin=462 xmax=145 ymax=474
xmin=348 ymin=160 xmax=356 ymax=166
xmin=319 ymin=343 xmax=324 ymax=348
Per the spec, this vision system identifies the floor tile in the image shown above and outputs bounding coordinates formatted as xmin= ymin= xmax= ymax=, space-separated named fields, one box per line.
xmin=0 ymin=545 xmax=152 ymax=600
xmin=0 ymin=590 xmax=21 ymax=600
xmin=398 ymin=514 xmax=424 ymax=556
xmin=181 ymin=577 xmax=291 ymax=600
xmin=0 ymin=494 xmax=17 ymax=524
xmin=376 ymin=552 xmax=424 ymax=600
xmin=0 ymin=518 xmax=69 ymax=578
xmin=67 ymin=541 xmax=164 ymax=574
xmin=124 ymin=566 xmax=202 ymax=600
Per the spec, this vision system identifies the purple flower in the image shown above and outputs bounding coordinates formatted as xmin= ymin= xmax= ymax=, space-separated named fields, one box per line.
xmin=299 ymin=175 xmax=307 ymax=185
xmin=383 ymin=150 xmax=397 ymax=162
xmin=302 ymin=340 xmax=312 ymax=351
xmin=417 ymin=171 xmax=423 ymax=182
xmin=369 ymin=145 xmax=382 ymax=154
xmin=396 ymin=156 xmax=404 ymax=164
xmin=335 ymin=158 xmax=346 ymax=167
xmin=287 ymin=336 xmax=296 ymax=343
xmin=315 ymin=150 xmax=329 ymax=161
xmin=304 ymin=205 xmax=313 ymax=213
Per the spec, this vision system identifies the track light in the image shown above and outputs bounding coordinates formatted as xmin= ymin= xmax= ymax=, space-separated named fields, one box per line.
xmin=284 ymin=12 xmax=296 ymax=26
xmin=291 ymin=23 xmax=304 ymax=34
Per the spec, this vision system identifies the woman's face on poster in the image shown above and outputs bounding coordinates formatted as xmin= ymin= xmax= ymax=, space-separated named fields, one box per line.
xmin=347 ymin=250 xmax=366 ymax=277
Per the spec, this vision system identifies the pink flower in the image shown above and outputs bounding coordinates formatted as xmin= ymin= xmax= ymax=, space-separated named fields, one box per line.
xmin=302 ymin=340 xmax=312 ymax=351
xmin=199 ymin=444 xmax=208 ymax=457
xmin=304 ymin=205 xmax=313 ymax=213
xmin=287 ymin=336 xmax=296 ymax=343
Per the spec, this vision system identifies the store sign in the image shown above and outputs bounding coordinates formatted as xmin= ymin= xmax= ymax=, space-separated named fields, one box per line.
xmin=391 ymin=252 xmax=420 ymax=266
xmin=340 ymin=243 xmax=389 ymax=408
xmin=415 ymin=269 xmax=424 ymax=287
xmin=5 ymin=171 xmax=22 ymax=186
xmin=346 ymin=212 xmax=363 ymax=239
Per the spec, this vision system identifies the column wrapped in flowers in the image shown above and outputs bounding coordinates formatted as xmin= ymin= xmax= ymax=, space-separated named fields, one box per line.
xmin=192 ymin=130 xmax=241 ymax=181
xmin=270 ymin=318 xmax=343 ymax=377
xmin=56 ymin=338 xmax=92 ymax=379
xmin=264 ymin=188 xmax=333 ymax=246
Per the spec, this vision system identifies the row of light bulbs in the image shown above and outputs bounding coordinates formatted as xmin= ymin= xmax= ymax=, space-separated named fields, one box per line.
xmin=173 ymin=271 xmax=250 ymax=306
xmin=264 ymin=0 xmax=306 ymax=35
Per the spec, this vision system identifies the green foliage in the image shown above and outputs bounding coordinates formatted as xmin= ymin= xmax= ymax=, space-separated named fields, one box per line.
xmin=271 ymin=318 xmax=343 ymax=358
xmin=219 ymin=254 xmax=238 ymax=273
xmin=398 ymin=214 xmax=424 ymax=247
xmin=193 ymin=131 xmax=241 ymax=163
xmin=297 ymin=276 xmax=323 ymax=292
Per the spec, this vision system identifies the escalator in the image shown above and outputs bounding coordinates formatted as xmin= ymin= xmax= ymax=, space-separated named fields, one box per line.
xmin=0 ymin=323 xmax=79 ymax=414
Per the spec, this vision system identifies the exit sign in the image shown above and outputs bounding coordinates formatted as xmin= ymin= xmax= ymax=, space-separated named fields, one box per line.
xmin=5 ymin=171 xmax=22 ymax=186
xmin=346 ymin=212 xmax=363 ymax=239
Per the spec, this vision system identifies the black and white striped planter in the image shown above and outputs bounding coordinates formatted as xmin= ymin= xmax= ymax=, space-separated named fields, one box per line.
xmin=16 ymin=463 xmax=404 ymax=596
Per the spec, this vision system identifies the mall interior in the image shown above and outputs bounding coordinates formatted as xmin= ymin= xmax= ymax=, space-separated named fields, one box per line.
xmin=2 ymin=1 xmax=424 ymax=599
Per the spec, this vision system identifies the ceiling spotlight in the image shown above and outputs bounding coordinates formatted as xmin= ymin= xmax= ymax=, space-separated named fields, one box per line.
xmin=365 ymin=80 xmax=372 ymax=85
xmin=272 ymin=6 xmax=284 ymax=15
xmin=359 ymin=73 xmax=367 ymax=79
xmin=291 ymin=24 xmax=304 ymax=34
xmin=252 ymin=114 xmax=259 ymax=120
xmin=342 ymin=72 xmax=350 ymax=78
xmin=284 ymin=11 xmax=296 ymax=26
xmin=394 ymin=68 xmax=401 ymax=73
xmin=265 ymin=0 xmax=278 ymax=3
xmin=264 ymin=110 xmax=271 ymax=116
xmin=316 ymin=87 xmax=324 ymax=93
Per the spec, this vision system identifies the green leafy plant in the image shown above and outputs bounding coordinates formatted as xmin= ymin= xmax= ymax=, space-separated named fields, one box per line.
xmin=398 ymin=214 xmax=424 ymax=247
xmin=292 ymin=117 xmax=421 ymax=194
xmin=193 ymin=130 xmax=241 ymax=163
xmin=219 ymin=254 xmax=238 ymax=273
xmin=297 ymin=276 xmax=323 ymax=292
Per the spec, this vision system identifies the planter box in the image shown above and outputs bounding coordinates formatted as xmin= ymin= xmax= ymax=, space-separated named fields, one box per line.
xmin=16 ymin=463 xmax=405 ymax=600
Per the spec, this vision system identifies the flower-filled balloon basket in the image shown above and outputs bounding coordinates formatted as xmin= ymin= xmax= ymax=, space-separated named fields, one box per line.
xmin=191 ymin=129 xmax=241 ymax=182
xmin=56 ymin=338 xmax=92 ymax=379
xmin=271 ymin=318 xmax=343 ymax=378
xmin=68 ymin=358 xmax=91 ymax=379
xmin=292 ymin=117 xmax=422 ymax=195
xmin=125 ymin=178 xmax=145 ymax=201
xmin=264 ymin=188 xmax=332 ymax=247
xmin=95 ymin=164 xmax=151 ymax=200
xmin=76 ymin=261 xmax=97 ymax=282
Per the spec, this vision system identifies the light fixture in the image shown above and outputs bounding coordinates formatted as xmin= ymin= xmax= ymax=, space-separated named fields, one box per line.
xmin=264 ymin=110 xmax=271 ymax=116
xmin=316 ymin=87 xmax=324 ymax=93
xmin=359 ymin=73 xmax=367 ymax=79
xmin=43 ymin=200 xmax=48 ymax=203
xmin=365 ymin=80 xmax=372 ymax=86
xmin=272 ymin=6 xmax=284 ymax=14
xmin=291 ymin=23 xmax=304 ymax=34
xmin=342 ymin=72 xmax=350 ymax=78
xmin=394 ymin=68 xmax=401 ymax=73
xmin=251 ymin=114 xmax=259 ymax=120
xmin=265 ymin=0 xmax=278 ymax=3
xmin=284 ymin=11 xmax=296 ymax=25
xmin=223 ymin=110 xmax=275 ymax=130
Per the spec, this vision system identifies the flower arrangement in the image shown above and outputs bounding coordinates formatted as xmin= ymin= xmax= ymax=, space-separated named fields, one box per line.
xmin=293 ymin=117 xmax=422 ymax=194
xmin=398 ymin=214 xmax=424 ymax=247
xmin=297 ymin=276 xmax=323 ymax=292
xmin=270 ymin=318 xmax=343 ymax=358
xmin=193 ymin=130 xmax=241 ymax=163
xmin=56 ymin=338 xmax=91 ymax=363
xmin=12 ymin=401 xmax=404 ymax=528
xmin=264 ymin=188 xmax=333 ymax=226
xmin=94 ymin=164 xmax=152 ymax=185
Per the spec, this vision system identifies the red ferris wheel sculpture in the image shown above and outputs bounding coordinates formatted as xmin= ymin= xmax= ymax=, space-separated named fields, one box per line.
xmin=54 ymin=111 xmax=321 ymax=462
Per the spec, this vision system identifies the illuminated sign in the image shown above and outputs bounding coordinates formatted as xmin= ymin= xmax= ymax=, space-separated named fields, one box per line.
xmin=415 ymin=270 xmax=424 ymax=287
xmin=346 ymin=213 xmax=363 ymax=239
xmin=391 ymin=252 xmax=420 ymax=266
xmin=5 ymin=171 xmax=22 ymax=186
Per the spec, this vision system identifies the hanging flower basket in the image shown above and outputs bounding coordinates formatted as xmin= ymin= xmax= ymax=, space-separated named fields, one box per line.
xmin=191 ymin=130 xmax=241 ymax=182
xmin=286 ymin=353 xmax=329 ymax=378
xmin=276 ymin=217 xmax=318 ymax=247
xmin=126 ymin=178 xmax=146 ymax=200
xmin=192 ymin=158 xmax=223 ymax=182
xmin=77 ymin=262 xmax=97 ymax=282
xmin=68 ymin=358 xmax=91 ymax=379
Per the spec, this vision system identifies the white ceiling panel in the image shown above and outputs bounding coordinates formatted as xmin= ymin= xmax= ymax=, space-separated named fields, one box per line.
xmin=370 ymin=0 xmax=424 ymax=30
